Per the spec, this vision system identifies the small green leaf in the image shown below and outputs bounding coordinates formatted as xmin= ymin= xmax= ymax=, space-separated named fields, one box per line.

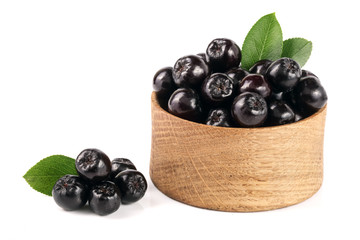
xmin=23 ymin=155 xmax=77 ymax=196
xmin=281 ymin=38 xmax=312 ymax=67
xmin=241 ymin=13 xmax=283 ymax=70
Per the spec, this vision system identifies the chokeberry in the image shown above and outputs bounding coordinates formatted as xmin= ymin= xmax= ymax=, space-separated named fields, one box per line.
xmin=110 ymin=158 xmax=137 ymax=180
xmin=265 ymin=57 xmax=301 ymax=92
xmin=249 ymin=59 xmax=273 ymax=76
xmin=293 ymin=76 xmax=327 ymax=114
xmin=197 ymin=53 xmax=206 ymax=61
xmin=301 ymin=69 xmax=318 ymax=79
xmin=89 ymin=181 xmax=121 ymax=216
xmin=206 ymin=38 xmax=241 ymax=72
xmin=153 ymin=67 xmax=176 ymax=98
xmin=75 ymin=148 xmax=111 ymax=183
xmin=231 ymin=92 xmax=268 ymax=127
xmin=52 ymin=175 xmax=88 ymax=211
xmin=201 ymin=73 xmax=234 ymax=107
xmin=238 ymin=74 xmax=271 ymax=99
xmin=173 ymin=55 xmax=209 ymax=88
xmin=266 ymin=100 xmax=295 ymax=126
xmin=294 ymin=110 xmax=306 ymax=122
xmin=226 ymin=67 xmax=249 ymax=94
xmin=206 ymin=108 xmax=232 ymax=127
xmin=270 ymin=91 xmax=285 ymax=101
xmin=114 ymin=169 xmax=147 ymax=204
xmin=168 ymin=88 xmax=203 ymax=122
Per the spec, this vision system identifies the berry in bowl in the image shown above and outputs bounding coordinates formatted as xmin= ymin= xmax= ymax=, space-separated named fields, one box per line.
xmin=150 ymin=13 xmax=327 ymax=211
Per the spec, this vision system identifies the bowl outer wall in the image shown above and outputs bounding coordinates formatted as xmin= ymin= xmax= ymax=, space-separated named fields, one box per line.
xmin=150 ymin=92 xmax=327 ymax=212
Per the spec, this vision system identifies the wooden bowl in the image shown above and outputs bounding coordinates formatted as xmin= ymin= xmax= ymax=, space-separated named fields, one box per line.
xmin=150 ymin=92 xmax=327 ymax=212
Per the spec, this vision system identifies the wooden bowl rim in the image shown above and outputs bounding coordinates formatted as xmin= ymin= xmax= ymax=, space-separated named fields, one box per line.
xmin=151 ymin=91 xmax=327 ymax=132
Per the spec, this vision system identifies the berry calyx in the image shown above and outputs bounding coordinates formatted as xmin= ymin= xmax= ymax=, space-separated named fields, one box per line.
xmin=231 ymin=92 xmax=268 ymax=127
xmin=201 ymin=73 xmax=234 ymax=106
xmin=265 ymin=57 xmax=301 ymax=92
xmin=52 ymin=175 xmax=88 ymax=211
xmin=206 ymin=38 xmax=241 ymax=72
xmin=114 ymin=169 xmax=148 ymax=204
xmin=89 ymin=181 xmax=121 ymax=216
xmin=75 ymin=149 xmax=111 ymax=183
xmin=173 ymin=55 xmax=209 ymax=88
xmin=206 ymin=108 xmax=232 ymax=127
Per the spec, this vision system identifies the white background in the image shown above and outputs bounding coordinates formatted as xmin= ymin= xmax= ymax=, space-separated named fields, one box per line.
xmin=1 ymin=0 xmax=359 ymax=239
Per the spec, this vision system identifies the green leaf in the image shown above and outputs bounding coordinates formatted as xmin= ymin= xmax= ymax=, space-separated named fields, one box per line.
xmin=23 ymin=155 xmax=77 ymax=196
xmin=241 ymin=13 xmax=283 ymax=70
xmin=281 ymin=38 xmax=312 ymax=67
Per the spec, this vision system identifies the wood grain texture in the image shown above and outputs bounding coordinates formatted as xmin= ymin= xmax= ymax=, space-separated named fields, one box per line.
xmin=150 ymin=92 xmax=327 ymax=212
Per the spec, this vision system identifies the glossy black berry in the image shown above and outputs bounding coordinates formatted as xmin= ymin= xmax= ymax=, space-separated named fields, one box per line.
xmin=206 ymin=38 xmax=241 ymax=72
xmin=294 ymin=110 xmax=306 ymax=122
xmin=197 ymin=53 xmax=206 ymax=61
xmin=52 ymin=175 xmax=88 ymax=211
xmin=301 ymin=69 xmax=318 ymax=79
xmin=168 ymin=88 xmax=203 ymax=122
xmin=89 ymin=181 xmax=121 ymax=216
xmin=110 ymin=158 xmax=136 ymax=180
xmin=201 ymin=73 xmax=234 ymax=106
xmin=270 ymin=91 xmax=285 ymax=101
xmin=153 ymin=67 xmax=176 ymax=98
xmin=114 ymin=169 xmax=147 ymax=204
xmin=206 ymin=108 xmax=231 ymax=127
xmin=238 ymin=74 xmax=271 ymax=99
xmin=231 ymin=92 xmax=268 ymax=127
xmin=226 ymin=67 xmax=249 ymax=94
xmin=265 ymin=57 xmax=301 ymax=92
xmin=267 ymin=100 xmax=295 ymax=126
xmin=75 ymin=148 xmax=111 ymax=183
xmin=293 ymin=76 xmax=327 ymax=114
xmin=173 ymin=55 xmax=209 ymax=88
xmin=249 ymin=59 xmax=273 ymax=76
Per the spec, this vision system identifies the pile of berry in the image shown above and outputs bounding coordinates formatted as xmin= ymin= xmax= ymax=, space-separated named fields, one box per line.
xmin=153 ymin=38 xmax=327 ymax=127
xmin=52 ymin=149 xmax=147 ymax=216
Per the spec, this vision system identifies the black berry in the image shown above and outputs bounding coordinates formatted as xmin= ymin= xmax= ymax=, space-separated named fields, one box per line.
xmin=206 ymin=38 xmax=241 ymax=72
xmin=226 ymin=67 xmax=249 ymax=94
xmin=152 ymin=38 xmax=327 ymax=128
xmin=206 ymin=108 xmax=231 ymax=127
xmin=89 ymin=181 xmax=121 ymax=216
xmin=197 ymin=53 xmax=206 ymax=61
xmin=168 ymin=88 xmax=203 ymax=122
xmin=267 ymin=100 xmax=295 ymax=126
xmin=201 ymin=73 xmax=234 ymax=107
xmin=153 ymin=67 xmax=176 ymax=98
xmin=173 ymin=55 xmax=209 ymax=88
xmin=270 ymin=91 xmax=285 ymax=101
xmin=75 ymin=148 xmax=111 ymax=183
xmin=114 ymin=169 xmax=147 ymax=204
xmin=265 ymin=57 xmax=301 ymax=92
xmin=231 ymin=92 xmax=268 ymax=127
xmin=52 ymin=175 xmax=88 ymax=211
xmin=294 ymin=110 xmax=306 ymax=122
xmin=110 ymin=158 xmax=136 ymax=180
xmin=293 ymin=76 xmax=327 ymax=114
xmin=238 ymin=74 xmax=271 ymax=99
xmin=249 ymin=59 xmax=273 ymax=76
xmin=301 ymin=69 xmax=318 ymax=79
